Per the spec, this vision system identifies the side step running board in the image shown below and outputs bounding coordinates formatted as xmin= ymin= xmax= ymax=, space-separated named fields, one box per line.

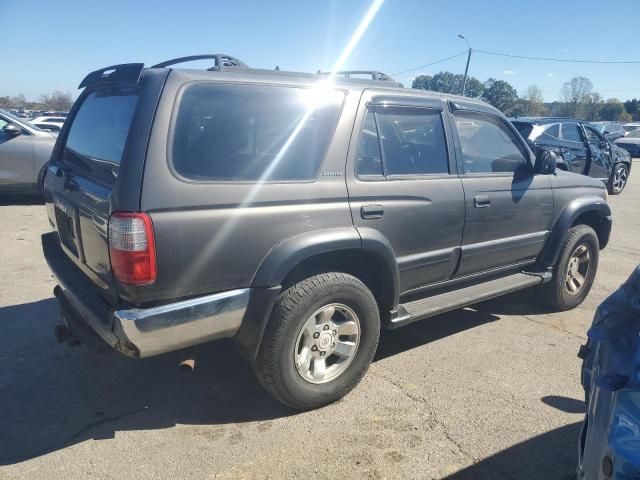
xmin=389 ymin=271 xmax=551 ymax=329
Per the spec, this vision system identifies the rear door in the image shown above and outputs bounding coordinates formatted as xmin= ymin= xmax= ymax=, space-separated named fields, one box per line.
xmin=559 ymin=122 xmax=588 ymax=174
xmin=46 ymin=86 xmax=143 ymax=302
xmin=449 ymin=103 xmax=553 ymax=277
xmin=346 ymin=91 xmax=465 ymax=294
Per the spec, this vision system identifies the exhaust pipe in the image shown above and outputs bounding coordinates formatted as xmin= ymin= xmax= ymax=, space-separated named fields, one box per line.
xmin=179 ymin=358 xmax=196 ymax=374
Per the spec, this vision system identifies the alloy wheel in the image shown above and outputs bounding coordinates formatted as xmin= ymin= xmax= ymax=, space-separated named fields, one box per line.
xmin=294 ymin=303 xmax=361 ymax=384
xmin=613 ymin=165 xmax=628 ymax=193
xmin=565 ymin=244 xmax=591 ymax=295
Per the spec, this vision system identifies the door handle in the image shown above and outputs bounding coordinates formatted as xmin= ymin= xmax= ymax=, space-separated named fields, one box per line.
xmin=361 ymin=204 xmax=384 ymax=219
xmin=474 ymin=195 xmax=491 ymax=208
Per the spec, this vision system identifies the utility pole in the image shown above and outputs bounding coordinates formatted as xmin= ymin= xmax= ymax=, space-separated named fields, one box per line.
xmin=458 ymin=34 xmax=472 ymax=97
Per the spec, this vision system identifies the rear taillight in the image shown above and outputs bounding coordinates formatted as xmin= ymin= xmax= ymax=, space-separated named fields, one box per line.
xmin=108 ymin=212 xmax=157 ymax=285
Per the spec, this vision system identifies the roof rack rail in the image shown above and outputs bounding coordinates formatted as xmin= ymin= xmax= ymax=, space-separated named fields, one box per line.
xmin=318 ymin=70 xmax=396 ymax=82
xmin=151 ymin=54 xmax=248 ymax=71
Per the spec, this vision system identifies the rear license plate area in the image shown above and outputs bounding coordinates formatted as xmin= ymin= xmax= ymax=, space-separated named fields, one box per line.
xmin=54 ymin=196 xmax=80 ymax=257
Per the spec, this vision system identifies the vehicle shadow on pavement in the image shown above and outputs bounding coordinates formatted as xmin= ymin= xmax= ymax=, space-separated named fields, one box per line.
xmin=441 ymin=422 xmax=582 ymax=480
xmin=0 ymin=298 xmax=291 ymax=465
xmin=0 ymin=288 xmax=558 ymax=466
xmin=375 ymin=288 xmax=547 ymax=361
xmin=0 ymin=193 xmax=43 ymax=206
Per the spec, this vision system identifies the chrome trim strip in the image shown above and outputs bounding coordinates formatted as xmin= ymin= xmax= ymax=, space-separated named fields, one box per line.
xmin=114 ymin=288 xmax=250 ymax=357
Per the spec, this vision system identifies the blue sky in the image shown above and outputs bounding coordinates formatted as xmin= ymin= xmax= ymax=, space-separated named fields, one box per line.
xmin=2 ymin=0 xmax=639 ymax=102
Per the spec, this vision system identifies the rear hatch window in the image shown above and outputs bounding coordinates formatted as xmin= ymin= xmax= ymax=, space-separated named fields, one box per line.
xmin=64 ymin=88 xmax=139 ymax=183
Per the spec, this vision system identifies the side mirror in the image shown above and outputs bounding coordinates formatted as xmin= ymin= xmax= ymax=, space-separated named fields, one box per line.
xmin=535 ymin=150 xmax=556 ymax=175
xmin=1 ymin=124 xmax=21 ymax=136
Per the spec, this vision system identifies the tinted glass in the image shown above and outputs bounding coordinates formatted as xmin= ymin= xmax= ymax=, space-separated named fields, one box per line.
xmin=584 ymin=126 xmax=605 ymax=144
xmin=545 ymin=123 xmax=560 ymax=138
xmin=65 ymin=89 xmax=138 ymax=165
xmin=627 ymin=130 xmax=640 ymax=138
xmin=454 ymin=111 xmax=528 ymax=173
xmin=512 ymin=121 xmax=533 ymax=139
xmin=561 ymin=123 xmax=583 ymax=142
xmin=172 ymin=84 xmax=344 ymax=182
xmin=355 ymin=111 xmax=383 ymax=176
xmin=375 ymin=108 xmax=448 ymax=175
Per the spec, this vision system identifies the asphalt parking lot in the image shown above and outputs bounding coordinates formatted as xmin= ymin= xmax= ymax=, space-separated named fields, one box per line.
xmin=1 ymin=162 xmax=638 ymax=480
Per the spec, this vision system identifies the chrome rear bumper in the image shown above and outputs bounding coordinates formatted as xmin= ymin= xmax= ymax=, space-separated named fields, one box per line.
xmin=114 ymin=289 xmax=250 ymax=357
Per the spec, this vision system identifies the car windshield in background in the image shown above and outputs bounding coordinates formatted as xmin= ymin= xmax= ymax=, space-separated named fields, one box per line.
xmin=625 ymin=130 xmax=640 ymax=138
xmin=512 ymin=121 xmax=533 ymax=139
xmin=64 ymin=89 xmax=139 ymax=165
xmin=172 ymin=84 xmax=344 ymax=182
xmin=1 ymin=109 xmax=45 ymax=132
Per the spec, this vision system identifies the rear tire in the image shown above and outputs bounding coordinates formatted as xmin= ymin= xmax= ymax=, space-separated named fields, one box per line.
xmin=253 ymin=273 xmax=380 ymax=410
xmin=608 ymin=163 xmax=629 ymax=195
xmin=534 ymin=225 xmax=599 ymax=311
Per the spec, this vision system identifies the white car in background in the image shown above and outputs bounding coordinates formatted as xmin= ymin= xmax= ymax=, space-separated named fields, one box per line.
xmin=623 ymin=123 xmax=640 ymax=135
xmin=30 ymin=116 xmax=65 ymax=133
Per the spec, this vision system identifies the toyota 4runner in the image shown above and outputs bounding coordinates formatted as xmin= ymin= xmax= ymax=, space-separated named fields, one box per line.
xmin=43 ymin=54 xmax=612 ymax=409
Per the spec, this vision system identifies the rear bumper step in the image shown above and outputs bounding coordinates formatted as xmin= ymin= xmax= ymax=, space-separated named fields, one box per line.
xmin=43 ymin=232 xmax=250 ymax=358
xmin=389 ymin=271 xmax=550 ymax=329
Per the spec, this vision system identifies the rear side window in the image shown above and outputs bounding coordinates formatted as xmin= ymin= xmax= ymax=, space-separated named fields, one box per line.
xmin=65 ymin=89 xmax=139 ymax=166
xmin=561 ymin=123 xmax=583 ymax=142
xmin=453 ymin=111 xmax=529 ymax=173
xmin=355 ymin=107 xmax=449 ymax=177
xmin=172 ymin=84 xmax=344 ymax=182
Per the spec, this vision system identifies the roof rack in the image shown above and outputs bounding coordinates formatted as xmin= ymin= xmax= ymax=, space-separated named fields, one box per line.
xmin=318 ymin=70 xmax=396 ymax=82
xmin=151 ymin=54 xmax=248 ymax=71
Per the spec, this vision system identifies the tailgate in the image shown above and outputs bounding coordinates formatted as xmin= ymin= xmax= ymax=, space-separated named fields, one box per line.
xmin=45 ymin=87 xmax=140 ymax=304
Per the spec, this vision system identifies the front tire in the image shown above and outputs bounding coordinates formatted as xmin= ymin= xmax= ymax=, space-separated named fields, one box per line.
xmin=608 ymin=163 xmax=629 ymax=195
xmin=253 ymin=273 xmax=380 ymax=410
xmin=534 ymin=225 xmax=599 ymax=311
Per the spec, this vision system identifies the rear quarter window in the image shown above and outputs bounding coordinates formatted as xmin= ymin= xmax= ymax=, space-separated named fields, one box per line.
xmin=171 ymin=84 xmax=344 ymax=182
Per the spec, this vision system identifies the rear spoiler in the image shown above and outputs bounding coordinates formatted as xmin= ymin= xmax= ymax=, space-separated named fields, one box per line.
xmin=78 ymin=63 xmax=144 ymax=89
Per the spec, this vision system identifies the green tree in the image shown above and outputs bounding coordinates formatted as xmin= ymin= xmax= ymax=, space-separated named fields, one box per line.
xmin=412 ymin=71 xmax=483 ymax=98
xmin=623 ymin=99 xmax=639 ymax=121
xmin=482 ymin=78 xmax=518 ymax=113
xmin=598 ymin=98 xmax=625 ymax=121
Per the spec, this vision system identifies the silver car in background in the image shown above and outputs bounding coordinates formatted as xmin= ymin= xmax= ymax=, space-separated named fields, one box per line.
xmin=0 ymin=109 xmax=56 ymax=195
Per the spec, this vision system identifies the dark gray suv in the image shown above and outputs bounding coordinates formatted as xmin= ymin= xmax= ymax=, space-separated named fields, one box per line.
xmin=43 ymin=55 xmax=612 ymax=409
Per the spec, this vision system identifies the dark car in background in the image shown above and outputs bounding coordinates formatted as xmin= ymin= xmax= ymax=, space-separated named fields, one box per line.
xmin=615 ymin=129 xmax=640 ymax=157
xmin=591 ymin=121 xmax=625 ymax=142
xmin=512 ymin=117 xmax=632 ymax=194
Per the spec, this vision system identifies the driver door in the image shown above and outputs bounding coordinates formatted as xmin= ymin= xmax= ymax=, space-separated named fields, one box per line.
xmin=582 ymin=124 xmax=612 ymax=180
xmin=0 ymin=117 xmax=34 ymax=188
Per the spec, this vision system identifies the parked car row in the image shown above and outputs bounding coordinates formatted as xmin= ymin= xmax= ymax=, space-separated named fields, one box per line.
xmin=511 ymin=117 xmax=632 ymax=194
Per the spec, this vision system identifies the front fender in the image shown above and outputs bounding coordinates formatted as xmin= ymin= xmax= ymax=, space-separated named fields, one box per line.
xmin=538 ymin=196 xmax=611 ymax=268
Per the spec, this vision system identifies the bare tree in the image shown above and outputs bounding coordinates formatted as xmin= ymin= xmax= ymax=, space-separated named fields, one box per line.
xmin=10 ymin=94 xmax=27 ymax=109
xmin=41 ymin=90 xmax=74 ymax=111
xmin=522 ymin=85 xmax=547 ymax=116
xmin=560 ymin=77 xmax=593 ymax=117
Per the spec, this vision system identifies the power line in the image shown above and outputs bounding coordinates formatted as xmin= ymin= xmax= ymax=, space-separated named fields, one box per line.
xmin=475 ymin=49 xmax=640 ymax=64
xmin=392 ymin=51 xmax=467 ymax=75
